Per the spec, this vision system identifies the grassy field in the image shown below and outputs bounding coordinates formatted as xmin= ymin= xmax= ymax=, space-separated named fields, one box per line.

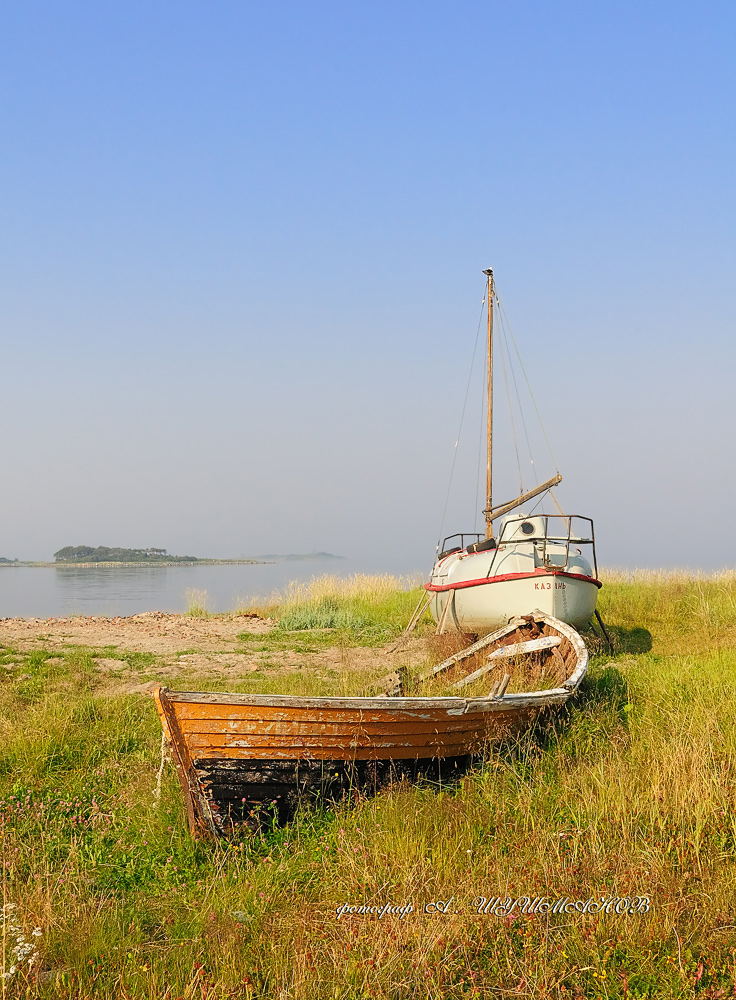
xmin=2 ymin=572 xmax=736 ymax=998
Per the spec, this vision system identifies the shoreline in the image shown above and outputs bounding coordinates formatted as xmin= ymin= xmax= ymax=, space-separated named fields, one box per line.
xmin=0 ymin=559 xmax=269 ymax=569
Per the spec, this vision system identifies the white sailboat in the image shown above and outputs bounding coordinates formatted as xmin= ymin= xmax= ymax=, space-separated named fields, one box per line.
xmin=426 ymin=269 xmax=601 ymax=633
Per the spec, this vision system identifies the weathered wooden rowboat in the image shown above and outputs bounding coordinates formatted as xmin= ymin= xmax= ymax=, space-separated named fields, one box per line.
xmin=153 ymin=612 xmax=587 ymax=837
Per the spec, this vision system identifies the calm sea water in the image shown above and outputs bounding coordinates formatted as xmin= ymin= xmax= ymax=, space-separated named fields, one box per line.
xmin=0 ymin=559 xmax=425 ymax=620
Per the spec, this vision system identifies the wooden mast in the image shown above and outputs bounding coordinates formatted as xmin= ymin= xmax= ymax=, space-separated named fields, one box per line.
xmin=480 ymin=268 xmax=563 ymax=528
xmin=483 ymin=268 xmax=494 ymax=538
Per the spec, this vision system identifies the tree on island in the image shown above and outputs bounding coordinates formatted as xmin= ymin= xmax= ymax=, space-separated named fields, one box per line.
xmin=53 ymin=546 xmax=198 ymax=563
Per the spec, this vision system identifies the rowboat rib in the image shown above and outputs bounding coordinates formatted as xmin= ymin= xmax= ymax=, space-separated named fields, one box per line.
xmin=488 ymin=636 xmax=562 ymax=659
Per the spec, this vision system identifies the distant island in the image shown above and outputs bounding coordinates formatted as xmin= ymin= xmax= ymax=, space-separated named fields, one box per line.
xmin=53 ymin=546 xmax=198 ymax=564
xmin=0 ymin=549 xmax=344 ymax=568
xmin=253 ymin=552 xmax=344 ymax=561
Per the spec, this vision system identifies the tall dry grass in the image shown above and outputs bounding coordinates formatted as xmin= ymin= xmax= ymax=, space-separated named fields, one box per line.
xmin=236 ymin=573 xmax=424 ymax=614
xmin=237 ymin=574 xmax=427 ymax=643
xmin=598 ymin=568 xmax=736 ymax=656
xmin=185 ymin=588 xmax=211 ymax=617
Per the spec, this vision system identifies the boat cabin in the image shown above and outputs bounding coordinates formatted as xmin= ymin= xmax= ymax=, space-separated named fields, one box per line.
xmin=438 ymin=512 xmax=598 ymax=581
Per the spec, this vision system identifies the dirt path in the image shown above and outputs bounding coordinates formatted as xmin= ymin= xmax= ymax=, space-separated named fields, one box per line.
xmin=0 ymin=612 xmax=429 ymax=697
xmin=0 ymin=611 xmax=275 ymax=653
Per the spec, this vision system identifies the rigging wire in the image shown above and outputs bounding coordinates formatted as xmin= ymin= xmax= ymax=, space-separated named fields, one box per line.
xmin=527 ymin=493 xmax=547 ymax=517
xmin=496 ymin=301 xmax=524 ymax=496
xmin=548 ymin=489 xmax=571 ymax=530
xmin=435 ymin=293 xmax=486 ymax=552
xmin=525 ymin=490 xmax=570 ymax=530
xmin=436 ymin=276 xmax=562 ymax=552
xmin=497 ymin=293 xmax=560 ymax=474
xmin=496 ymin=302 xmax=539 ymax=488
xmin=474 ymin=352 xmax=486 ymax=532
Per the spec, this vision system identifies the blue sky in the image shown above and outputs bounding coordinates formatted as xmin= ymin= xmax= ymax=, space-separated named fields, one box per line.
xmin=1 ymin=1 xmax=734 ymax=571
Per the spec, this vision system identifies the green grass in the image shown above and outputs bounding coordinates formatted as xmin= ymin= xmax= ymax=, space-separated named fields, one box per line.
xmin=239 ymin=573 xmax=427 ymax=651
xmin=2 ymin=571 xmax=736 ymax=997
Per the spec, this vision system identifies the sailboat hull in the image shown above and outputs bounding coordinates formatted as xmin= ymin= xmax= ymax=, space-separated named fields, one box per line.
xmin=427 ymin=570 xmax=599 ymax=631
xmin=428 ymin=513 xmax=601 ymax=632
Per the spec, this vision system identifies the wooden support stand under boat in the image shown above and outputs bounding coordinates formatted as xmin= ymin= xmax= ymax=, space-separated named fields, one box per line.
xmin=153 ymin=611 xmax=588 ymax=838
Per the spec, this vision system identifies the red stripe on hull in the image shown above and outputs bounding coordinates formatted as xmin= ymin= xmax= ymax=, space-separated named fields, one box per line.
xmin=425 ymin=569 xmax=602 ymax=593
